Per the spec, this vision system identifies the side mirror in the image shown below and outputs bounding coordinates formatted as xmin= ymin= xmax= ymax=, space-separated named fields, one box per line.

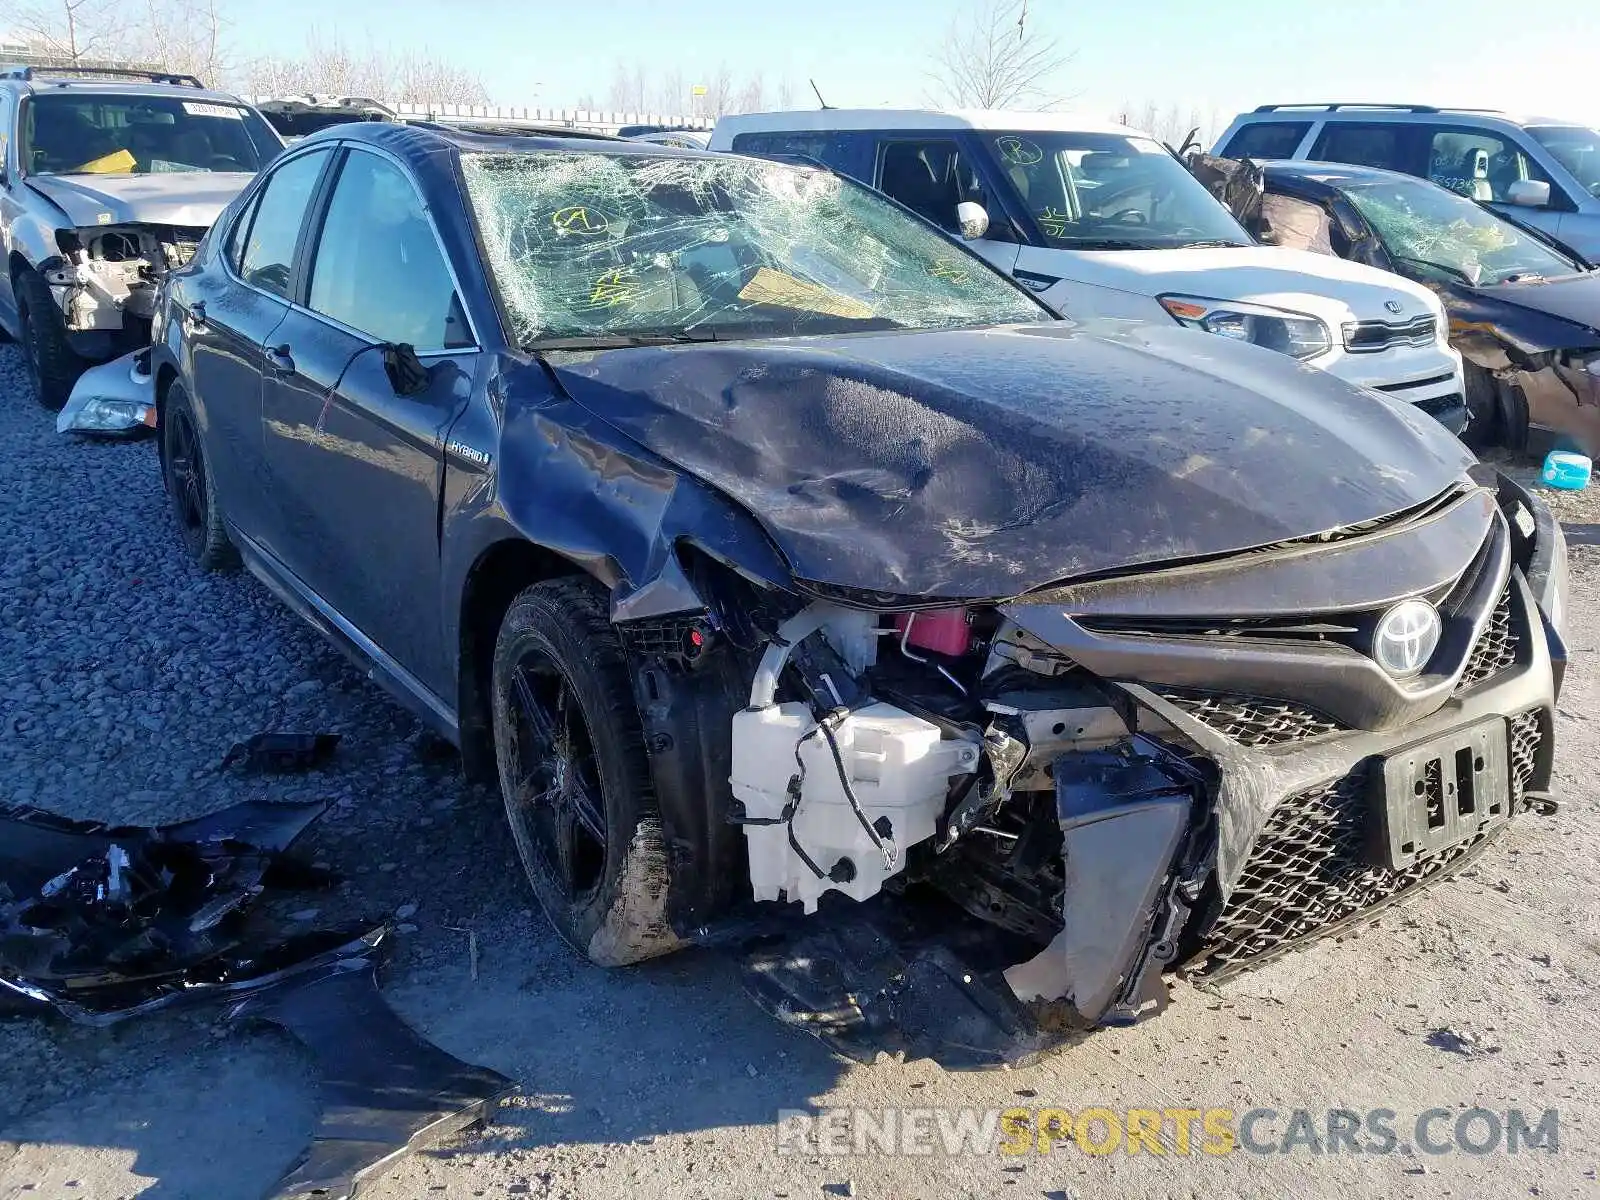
xmin=955 ymin=201 xmax=990 ymax=240
xmin=382 ymin=342 xmax=430 ymax=396
xmin=1508 ymin=179 xmax=1551 ymax=208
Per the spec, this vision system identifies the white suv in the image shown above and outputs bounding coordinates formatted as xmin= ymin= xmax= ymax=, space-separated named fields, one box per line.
xmin=710 ymin=109 xmax=1466 ymax=427
xmin=1214 ymin=104 xmax=1600 ymax=262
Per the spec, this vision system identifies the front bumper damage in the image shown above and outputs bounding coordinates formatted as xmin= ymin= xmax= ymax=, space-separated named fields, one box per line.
xmin=45 ymin=224 xmax=202 ymax=347
xmin=636 ymin=473 xmax=1566 ymax=1068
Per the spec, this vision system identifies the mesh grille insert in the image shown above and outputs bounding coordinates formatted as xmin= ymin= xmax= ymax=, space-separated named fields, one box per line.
xmin=1198 ymin=709 xmax=1544 ymax=977
xmin=1160 ymin=691 xmax=1342 ymax=746
xmin=1458 ymin=586 xmax=1518 ymax=690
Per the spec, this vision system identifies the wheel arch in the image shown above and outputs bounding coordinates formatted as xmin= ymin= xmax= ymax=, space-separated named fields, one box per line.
xmin=456 ymin=536 xmax=588 ymax=784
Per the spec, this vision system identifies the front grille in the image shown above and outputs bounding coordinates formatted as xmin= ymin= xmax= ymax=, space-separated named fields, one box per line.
xmin=1159 ymin=690 xmax=1342 ymax=746
xmin=1343 ymin=315 xmax=1438 ymax=352
xmin=1508 ymin=710 xmax=1542 ymax=808
xmin=1198 ymin=765 xmax=1504 ymax=977
xmin=1373 ymin=372 xmax=1457 ymax=394
xmin=1458 ymin=586 xmax=1518 ymax=690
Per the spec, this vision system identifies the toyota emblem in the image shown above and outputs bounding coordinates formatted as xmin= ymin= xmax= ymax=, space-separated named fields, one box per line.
xmin=1373 ymin=600 xmax=1441 ymax=677
xmin=1385 ymin=299 xmax=1404 ymax=314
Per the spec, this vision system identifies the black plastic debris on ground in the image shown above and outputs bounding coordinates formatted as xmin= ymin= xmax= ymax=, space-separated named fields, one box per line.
xmin=229 ymin=933 xmax=517 ymax=1200
xmin=0 ymin=797 xmax=516 ymax=1198
xmin=222 ymin=732 xmax=343 ymax=774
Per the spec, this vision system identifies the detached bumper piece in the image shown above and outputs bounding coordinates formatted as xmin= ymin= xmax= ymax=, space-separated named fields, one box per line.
xmin=738 ymin=899 xmax=1059 ymax=1069
xmin=55 ymin=347 xmax=155 ymax=437
xmin=0 ymin=797 xmax=515 ymax=1197
xmin=229 ymin=946 xmax=516 ymax=1200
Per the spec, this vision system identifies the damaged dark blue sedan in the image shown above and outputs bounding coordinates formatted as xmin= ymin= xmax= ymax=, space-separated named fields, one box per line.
xmin=150 ymin=122 xmax=1569 ymax=1067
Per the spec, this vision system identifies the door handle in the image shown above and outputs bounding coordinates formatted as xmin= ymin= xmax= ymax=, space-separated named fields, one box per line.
xmin=266 ymin=343 xmax=295 ymax=376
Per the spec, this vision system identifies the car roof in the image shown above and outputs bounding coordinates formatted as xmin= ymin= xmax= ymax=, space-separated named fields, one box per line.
xmin=1260 ymin=159 xmax=1419 ymax=189
xmin=1 ymin=71 xmax=248 ymax=106
xmin=713 ymin=108 xmax=1149 ymax=138
xmin=1239 ymin=105 xmax=1581 ymax=129
xmin=297 ymin=119 xmax=712 ymax=162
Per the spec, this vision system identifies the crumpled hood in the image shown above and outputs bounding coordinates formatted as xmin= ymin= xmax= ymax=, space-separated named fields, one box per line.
xmin=1062 ymin=245 xmax=1442 ymax=324
xmin=547 ymin=322 xmax=1475 ymax=598
xmin=1475 ymin=270 xmax=1600 ymax=341
xmin=26 ymin=172 xmax=254 ymax=228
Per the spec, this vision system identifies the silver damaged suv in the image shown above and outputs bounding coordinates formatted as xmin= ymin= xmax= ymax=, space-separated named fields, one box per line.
xmin=0 ymin=65 xmax=283 ymax=408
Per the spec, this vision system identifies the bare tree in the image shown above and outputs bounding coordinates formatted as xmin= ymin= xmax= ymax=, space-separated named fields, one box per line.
xmin=3 ymin=0 xmax=127 ymax=63
xmin=926 ymin=0 xmax=1072 ymax=110
xmin=776 ymin=76 xmax=797 ymax=110
xmin=239 ymin=34 xmax=488 ymax=104
xmin=131 ymin=0 xmax=225 ymax=83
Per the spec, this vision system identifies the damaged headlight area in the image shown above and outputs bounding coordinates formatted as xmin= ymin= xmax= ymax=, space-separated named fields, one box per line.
xmin=1160 ymin=294 xmax=1333 ymax=360
xmin=47 ymin=224 xmax=203 ymax=334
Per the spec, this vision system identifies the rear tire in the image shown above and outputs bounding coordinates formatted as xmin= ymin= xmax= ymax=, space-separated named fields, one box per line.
xmin=491 ymin=577 xmax=681 ymax=967
xmin=160 ymin=382 xmax=238 ymax=571
xmin=16 ymin=269 xmax=86 ymax=411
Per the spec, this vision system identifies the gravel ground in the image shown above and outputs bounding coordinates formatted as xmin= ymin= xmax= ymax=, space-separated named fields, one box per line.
xmin=1 ymin=346 xmax=1597 ymax=1199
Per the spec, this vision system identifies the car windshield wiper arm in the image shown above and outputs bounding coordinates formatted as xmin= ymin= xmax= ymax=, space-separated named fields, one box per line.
xmin=1175 ymin=238 xmax=1254 ymax=249
xmin=1391 ymin=254 xmax=1478 ymax=287
xmin=526 ymin=330 xmax=721 ymax=351
xmin=1057 ymin=237 xmax=1168 ymax=250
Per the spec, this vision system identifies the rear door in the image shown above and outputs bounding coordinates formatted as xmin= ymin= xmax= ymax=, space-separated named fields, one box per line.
xmin=183 ymin=144 xmax=333 ymax=543
xmin=259 ymin=144 xmax=478 ymax=698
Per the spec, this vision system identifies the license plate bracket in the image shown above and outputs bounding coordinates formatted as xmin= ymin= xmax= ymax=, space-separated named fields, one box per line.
xmin=1370 ymin=719 xmax=1511 ymax=870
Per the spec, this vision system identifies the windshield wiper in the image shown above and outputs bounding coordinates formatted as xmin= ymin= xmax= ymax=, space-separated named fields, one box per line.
xmin=1391 ymin=254 xmax=1479 ymax=287
xmin=1058 ymin=237 xmax=1169 ymax=251
xmin=526 ymin=330 xmax=721 ymax=352
xmin=1175 ymin=239 xmax=1253 ymax=249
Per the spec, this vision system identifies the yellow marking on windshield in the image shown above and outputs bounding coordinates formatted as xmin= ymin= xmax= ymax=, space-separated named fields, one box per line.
xmin=736 ymin=267 xmax=874 ymax=319
xmin=1036 ymin=207 xmax=1072 ymax=238
xmin=588 ymin=267 xmax=638 ymax=308
xmin=552 ymin=206 xmax=611 ymax=236
xmin=927 ymin=257 xmax=972 ymax=285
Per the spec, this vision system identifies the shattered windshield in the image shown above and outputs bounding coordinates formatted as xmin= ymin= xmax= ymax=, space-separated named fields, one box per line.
xmin=23 ymin=93 xmax=281 ymax=176
xmin=1528 ymin=125 xmax=1600 ymax=199
xmin=1343 ymin=177 xmax=1582 ymax=286
xmin=981 ymin=131 xmax=1252 ymax=249
xmin=458 ymin=151 xmax=1048 ymax=346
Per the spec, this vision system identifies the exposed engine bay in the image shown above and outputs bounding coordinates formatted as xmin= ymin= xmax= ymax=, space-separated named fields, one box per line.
xmin=46 ymin=224 xmax=203 ymax=332
xmin=614 ymin=470 xmax=1567 ymax=1068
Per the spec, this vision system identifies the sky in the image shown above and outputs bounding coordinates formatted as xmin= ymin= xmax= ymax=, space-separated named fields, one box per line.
xmin=164 ymin=0 xmax=1600 ymax=133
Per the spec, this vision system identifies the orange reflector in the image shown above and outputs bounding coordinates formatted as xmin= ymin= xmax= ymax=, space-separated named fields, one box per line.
xmin=139 ymin=405 xmax=158 ymax=427
xmin=1160 ymin=299 xmax=1208 ymax=320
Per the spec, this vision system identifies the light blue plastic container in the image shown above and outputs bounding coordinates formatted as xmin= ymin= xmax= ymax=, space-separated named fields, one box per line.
xmin=1541 ymin=451 xmax=1592 ymax=491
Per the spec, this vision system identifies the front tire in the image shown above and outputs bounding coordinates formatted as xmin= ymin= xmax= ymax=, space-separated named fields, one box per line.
xmin=491 ymin=578 xmax=680 ymax=967
xmin=161 ymin=382 xmax=238 ymax=570
xmin=16 ymin=269 xmax=86 ymax=411
xmin=1462 ymin=362 xmax=1503 ymax=449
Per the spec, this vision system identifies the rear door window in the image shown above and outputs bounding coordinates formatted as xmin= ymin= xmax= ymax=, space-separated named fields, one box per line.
xmin=1221 ymin=121 xmax=1313 ymax=160
xmin=237 ymin=147 xmax=331 ymax=298
xmin=1309 ymin=123 xmax=1416 ymax=173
